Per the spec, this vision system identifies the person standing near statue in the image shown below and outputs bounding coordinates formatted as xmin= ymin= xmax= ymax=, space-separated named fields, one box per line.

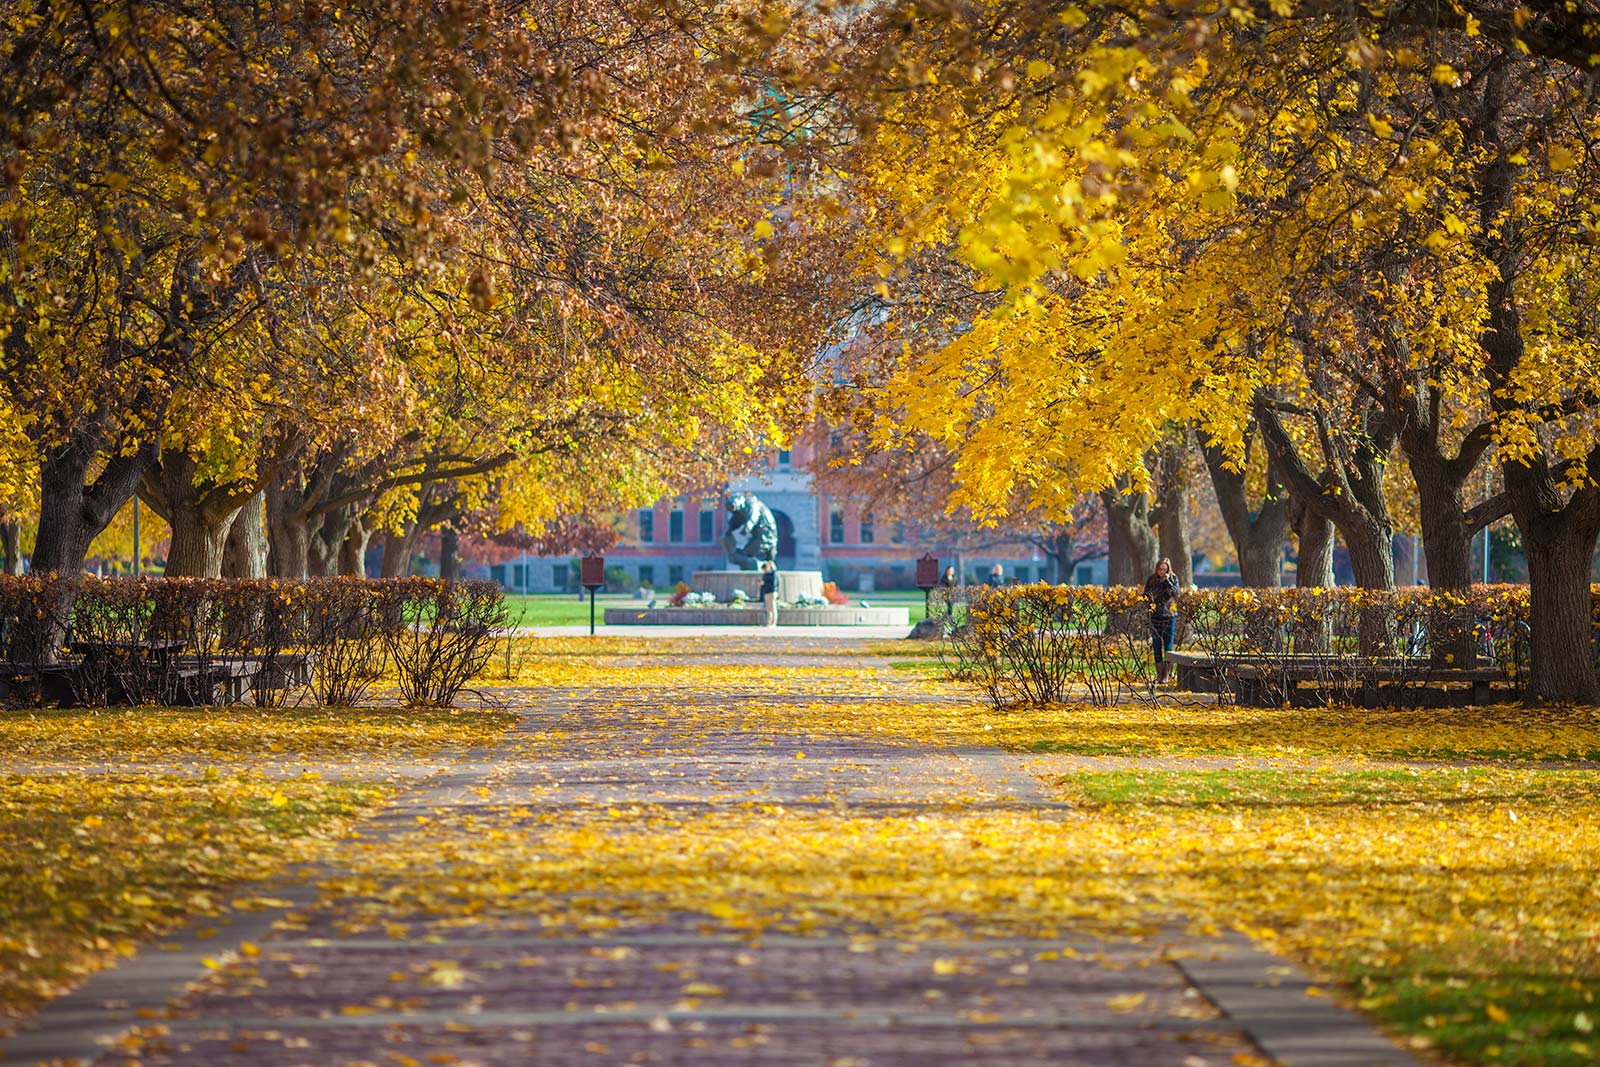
xmin=759 ymin=560 xmax=778 ymax=626
xmin=1145 ymin=557 xmax=1180 ymax=686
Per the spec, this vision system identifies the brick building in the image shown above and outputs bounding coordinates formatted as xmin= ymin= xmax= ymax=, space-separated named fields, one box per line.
xmin=485 ymin=441 xmax=1054 ymax=594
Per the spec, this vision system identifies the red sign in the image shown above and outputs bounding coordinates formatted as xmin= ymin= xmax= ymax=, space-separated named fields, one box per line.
xmin=580 ymin=555 xmax=606 ymax=589
xmin=915 ymin=553 xmax=940 ymax=589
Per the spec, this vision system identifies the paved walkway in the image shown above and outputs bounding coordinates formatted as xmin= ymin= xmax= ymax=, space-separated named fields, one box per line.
xmin=7 ymin=639 xmax=1420 ymax=1067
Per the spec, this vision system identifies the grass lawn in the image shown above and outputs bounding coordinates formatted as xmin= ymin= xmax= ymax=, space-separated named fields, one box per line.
xmin=505 ymin=589 xmax=932 ymax=627
xmin=1043 ymin=765 xmax=1600 ymax=1067
xmin=855 ymin=589 xmax=929 ymax=624
xmin=504 ymin=593 xmax=619 ymax=627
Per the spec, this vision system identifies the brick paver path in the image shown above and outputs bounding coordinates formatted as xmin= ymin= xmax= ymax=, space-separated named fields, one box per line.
xmin=34 ymin=640 xmax=1415 ymax=1067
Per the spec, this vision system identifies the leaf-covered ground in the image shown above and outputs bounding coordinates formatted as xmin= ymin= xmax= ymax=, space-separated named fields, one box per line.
xmin=473 ymin=637 xmax=1600 ymax=1065
xmin=0 ymin=702 xmax=516 ymax=1030
xmin=9 ymin=637 xmax=1598 ymax=1067
xmin=0 ymin=774 xmax=386 ymax=1021
xmin=0 ymin=707 xmax=516 ymax=763
xmin=1043 ymin=767 xmax=1600 ymax=1066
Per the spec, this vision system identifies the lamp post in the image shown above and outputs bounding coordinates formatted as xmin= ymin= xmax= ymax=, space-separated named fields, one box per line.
xmin=580 ymin=555 xmax=606 ymax=636
xmin=1482 ymin=464 xmax=1492 ymax=585
xmin=915 ymin=553 xmax=939 ymax=619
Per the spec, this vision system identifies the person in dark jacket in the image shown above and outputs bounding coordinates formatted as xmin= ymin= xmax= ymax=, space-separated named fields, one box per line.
xmin=759 ymin=560 xmax=778 ymax=626
xmin=1144 ymin=557 xmax=1180 ymax=685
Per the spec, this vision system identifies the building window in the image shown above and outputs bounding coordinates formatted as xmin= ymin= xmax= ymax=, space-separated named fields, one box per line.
xmin=512 ymin=563 xmax=526 ymax=588
xmin=1075 ymin=564 xmax=1094 ymax=585
xmin=859 ymin=512 xmax=874 ymax=544
xmin=698 ymin=510 xmax=714 ymax=543
xmin=553 ymin=564 xmax=569 ymax=591
xmin=638 ymin=565 xmax=655 ymax=588
xmin=489 ymin=564 xmax=507 ymax=585
xmin=638 ymin=509 xmax=655 ymax=543
xmin=669 ymin=509 xmax=684 ymax=543
xmin=777 ymin=448 xmax=792 ymax=468
xmin=1014 ymin=566 xmax=1028 ymax=583
xmin=829 ymin=506 xmax=845 ymax=544
xmin=668 ymin=565 xmax=684 ymax=586
xmin=890 ymin=522 xmax=904 ymax=545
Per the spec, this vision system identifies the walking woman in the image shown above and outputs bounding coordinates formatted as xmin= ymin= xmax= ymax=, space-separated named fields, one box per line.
xmin=1145 ymin=557 xmax=1180 ymax=685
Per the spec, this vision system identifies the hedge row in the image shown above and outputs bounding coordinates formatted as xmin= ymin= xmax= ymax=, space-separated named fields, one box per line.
xmin=934 ymin=583 xmax=1551 ymax=708
xmin=0 ymin=576 xmax=511 ymax=708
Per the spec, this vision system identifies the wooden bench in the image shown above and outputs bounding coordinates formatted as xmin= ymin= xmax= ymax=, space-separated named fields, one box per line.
xmin=0 ymin=661 xmax=80 ymax=705
xmin=1231 ymin=662 xmax=1505 ymax=707
xmin=245 ymin=653 xmax=315 ymax=691
xmin=1167 ymin=651 xmax=1508 ymax=707
xmin=172 ymin=659 xmax=262 ymax=706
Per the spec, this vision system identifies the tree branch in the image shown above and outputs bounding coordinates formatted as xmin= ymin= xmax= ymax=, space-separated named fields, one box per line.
xmin=1465 ymin=491 xmax=1512 ymax=537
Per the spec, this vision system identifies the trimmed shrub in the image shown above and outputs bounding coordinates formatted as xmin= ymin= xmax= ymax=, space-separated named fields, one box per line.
xmin=940 ymin=583 xmax=1151 ymax=707
xmin=937 ymin=582 xmax=1552 ymax=709
xmin=380 ymin=579 xmax=512 ymax=707
xmin=0 ymin=576 xmax=510 ymax=709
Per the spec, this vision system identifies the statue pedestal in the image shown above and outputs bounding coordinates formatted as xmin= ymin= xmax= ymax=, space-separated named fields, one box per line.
xmin=692 ymin=569 xmax=824 ymax=604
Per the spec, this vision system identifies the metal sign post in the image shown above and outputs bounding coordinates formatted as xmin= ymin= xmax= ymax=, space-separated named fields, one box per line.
xmin=915 ymin=553 xmax=940 ymax=619
xmin=580 ymin=555 xmax=606 ymax=636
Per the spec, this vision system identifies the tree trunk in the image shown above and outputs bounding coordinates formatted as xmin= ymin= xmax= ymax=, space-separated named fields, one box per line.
xmin=1345 ymin=525 xmax=1398 ymax=655
xmin=308 ymin=504 xmax=356 ymax=578
xmin=1291 ymin=500 xmax=1336 ymax=653
xmin=142 ymin=452 xmax=253 ymax=579
xmin=1409 ymin=456 xmax=1483 ymax=666
xmin=33 ymin=439 xmax=149 ymax=577
xmin=163 ymin=509 xmax=235 ymax=578
xmin=339 ymin=514 xmax=373 ymax=577
xmin=266 ymin=483 xmax=312 ymax=580
xmin=380 ymin=523 xmax=419 ymax=578
xmin=1322 ymin=497 xmax=1394 ymax=593
xmin=1410 ymin=476 xmax=1471 ymax=591
xmin=1344 ymin=526 xmax=1396 ymax=591
xmin=28 ymin=438 xmax=150 ymax=660
xmin=1152 ymin=431 xmax=1194 ymax=588
xmin=1238 ymin=537 xmax=1283 ymax=590
xmin=1519 ymin=507 xmax=1600 ymax=704
xmin=1464 ymin=68 xmax=1600 ymax=702
xmin=223 ymin=492 xmax=268 ymax=579
xmin=1295 ymin=508 xmax=1335 ymax=588
xmin=1043 ymin=527 xmax=1077 ymax=584
xmin=1256 ymin=396 xmax=1395 ymax=592
xmin=1473 ymin=94 xmax=1600 ymax=703
xmin=439 ymin=526 xmax=461 ymax=581
xmin=1203 ymin=442 xmax=1289 ymax=589
xmin=34 ymin=455 xmax=91 ymax=578
xmin=1102 ymin=486 xmax=1157 ymax=586
xmin=1102 ymin=483 xmax=1157 ymax=636
xmin=0 ymin=519 xmax=22 ymax=575
xmin=1154 ymin=487 xmax=1192 ymax=589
